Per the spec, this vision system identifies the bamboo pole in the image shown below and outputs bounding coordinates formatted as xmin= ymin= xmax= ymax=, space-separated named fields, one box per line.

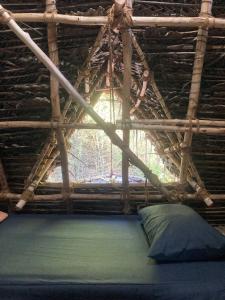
xmin=0 ymin=120 xmax=225 ymax=135
xmin=0 ymin=6 xmax=171 ymax=206
xmin=180 ymin=0 xmax=213 ymax=183
xmin=117 ymin=122 xmax=225 ymax=135
xmin=0 ymin=119 xmax=222 ymax=128
xmin=121 ymin=2 xmax=132 ymax=214
xmin=124 ymin=119 xmax=225 ymax=127
xmin=1 ymin=13 xmax=225 ymax=29
xmin=41 ymin=181 xmax=177 ymax=189
xmin=0 ymin=160 xmax=9 ymax=192
xmin=46 ymin=0 xmax=71 ymax=211
xmin=169 ymin=155 xmax=213 ymax=206
xmin=0 ymin=192 xmax=223 ymax=202
xmin=188 ymin=178 xmax=213 ymax=206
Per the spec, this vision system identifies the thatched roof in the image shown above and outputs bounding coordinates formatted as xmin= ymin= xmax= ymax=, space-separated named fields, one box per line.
xmin=0 ymin=0 xmax=225 ymax=209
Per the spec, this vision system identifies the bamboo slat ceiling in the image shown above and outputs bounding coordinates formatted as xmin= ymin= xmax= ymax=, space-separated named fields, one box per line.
xmin=0 ymin=0 xmax=225 ymax=195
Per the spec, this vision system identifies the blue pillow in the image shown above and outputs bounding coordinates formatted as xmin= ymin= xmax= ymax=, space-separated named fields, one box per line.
xmin=139 ymin=204 xmax=225 ymax=262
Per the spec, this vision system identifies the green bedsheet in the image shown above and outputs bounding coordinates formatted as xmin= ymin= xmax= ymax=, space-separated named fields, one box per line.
xmin=0 ymin=214 xmax=225 ymax=300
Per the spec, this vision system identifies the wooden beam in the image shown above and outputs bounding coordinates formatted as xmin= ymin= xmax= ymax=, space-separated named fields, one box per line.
xmin=118 ymin=123 xmax=225 ymax=135
xmin=0 ymin=192 xmax=223 ymax=202
xmin=46 ymin=0 xmax=71 ymax=211
xmin=0 ymin=6 xmax=171 ymax=204
xmin=121 ymin=0 xmax=133 ymax=213
xmin=1 ymin=120 xmax=225 ymax=135
xmin=123 ymin=119 xmax=225 ymax=127
xmin=1 ymin=13 xmax=225 ymax=29
xmin=0 ymin=159 xmax=9 ymax=192
xmin=180 ymin=0 xmax=213 ymax=183
xmin=41 ymin=181 xmax=176 ymax=189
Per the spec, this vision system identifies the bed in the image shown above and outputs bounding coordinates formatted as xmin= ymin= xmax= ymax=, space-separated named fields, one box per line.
xmin=0 ymin=214 xmax=225 ymax=300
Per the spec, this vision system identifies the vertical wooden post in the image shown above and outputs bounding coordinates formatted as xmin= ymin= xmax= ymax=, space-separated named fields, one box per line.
xmin=0 ymin=159 xmax=9 ymax=192
xmin=121 ymin=1 xmax=133 ymax=213
xmin=180 ymin=0 xmax=213 ymax=183
xmin=46 ymin=0 xmax=71 ymax=211
xmin=0 ymin=159 xmax=11 ymax=212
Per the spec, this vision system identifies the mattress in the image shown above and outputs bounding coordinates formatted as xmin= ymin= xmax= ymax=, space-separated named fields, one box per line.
xmin=0 ymin=214 xmax=225 ymax=300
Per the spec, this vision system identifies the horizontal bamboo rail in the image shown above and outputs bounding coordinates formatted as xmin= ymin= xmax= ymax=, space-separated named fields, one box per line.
xmin=118 ymin=123 xmax=225 ymax=135
xmin=125 ymin=119 xmax=225 ymax=127
xmin=1 ymin=120 xmax=225 ymax=135
xmin=0 ymin=192 xmax=224 ymax=202
xmin=1 ymin=13 xmax=225 ymax=29
xmin=41 ymin=181 xmax=177 ymax=189
xmin=0 ymin=119 xmax=224 ymax=128
xmin=0 ymin=160 xmax=9 ymax=192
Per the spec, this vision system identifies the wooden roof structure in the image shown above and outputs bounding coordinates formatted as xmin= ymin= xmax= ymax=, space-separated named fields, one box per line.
xmin=0 ymin=0 xmax=225 ymax=216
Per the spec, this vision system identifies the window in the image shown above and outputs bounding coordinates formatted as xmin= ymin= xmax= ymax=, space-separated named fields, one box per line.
xmin=48 ymin=93 xmax=176 ymax=183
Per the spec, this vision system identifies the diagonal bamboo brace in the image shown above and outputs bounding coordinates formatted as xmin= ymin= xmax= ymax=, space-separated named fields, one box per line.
xmin=0 ymin=5 xmax=172 ymax=209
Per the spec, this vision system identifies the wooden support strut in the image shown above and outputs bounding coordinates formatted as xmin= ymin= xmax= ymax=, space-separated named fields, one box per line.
xmin=0 ymin=160 xmax=9 ymax=192
xmin=0 ymin=5 xmax=171 ymax=206
xmin=120 ymin=0 xmax=133 ymax=213
xmin=121 ymin=19 xmax=130 ymax=213
xmin=0 ymin=192 xmax=224 ymax=202
xmin=0 ymin=120 xmax=225 ymax=135
xmin=46 ymin=0 xmax=71 ymax=210
xmin=180 ymin=0 xmax=213 ymax=184
xmin=1 ymin=13 xmax=225 ymax=29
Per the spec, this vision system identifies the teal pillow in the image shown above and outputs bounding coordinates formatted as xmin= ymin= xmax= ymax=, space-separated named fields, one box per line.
xmin=139 ymin=204 xmax=225 ymax=262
